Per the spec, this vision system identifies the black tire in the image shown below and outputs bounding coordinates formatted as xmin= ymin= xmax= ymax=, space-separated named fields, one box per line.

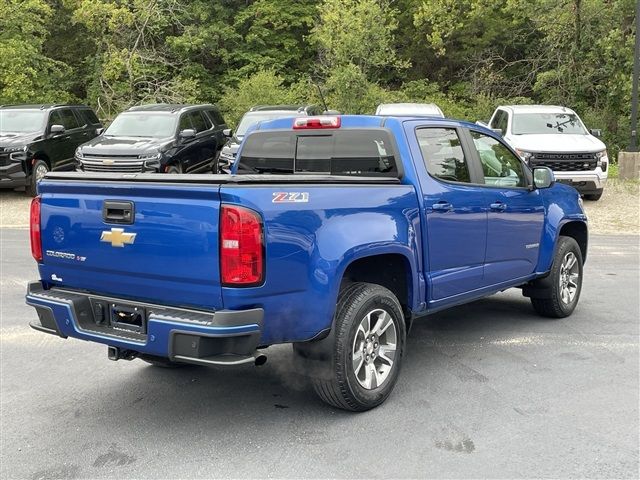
xmin=584 ymin=190 xmax=603 ymax=201
xmin=530 ymin=236 xmax=583 ymax=318
xmin=294 ymin=282 xmax=406 ymax=411
xmin=26 ymin=159 xmax=49 ymax=196
xmin=138 ymin=354 xmax=184 ymax=368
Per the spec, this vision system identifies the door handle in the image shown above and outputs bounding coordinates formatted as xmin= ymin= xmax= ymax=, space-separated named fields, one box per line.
xmin=432 ymin=201 xmax=453 ymax=212
xmin=490 ymin=202 xmax=507 ymax=212
xmin=103 ymin=200 xmax=135 ymax=224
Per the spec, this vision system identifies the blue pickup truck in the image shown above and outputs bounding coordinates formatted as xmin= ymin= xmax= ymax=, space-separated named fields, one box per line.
xmin=26 ymin=115 xmax=587 ymax=411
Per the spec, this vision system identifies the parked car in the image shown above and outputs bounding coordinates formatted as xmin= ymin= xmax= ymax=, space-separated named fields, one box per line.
xmin=217 ymin=105 xmax=323 ymax=172
xmin=0 ymin=104 xmax=102 ymax=195
xmin=75 ymin=104 xmax=227 ymax=174
xmin=376 ymin=103 xmax=445 ymax=117
xmin=479 ymin=105 xmax=608 ymax=200
xmin=27 ymin=115 xmax=587 ymax=411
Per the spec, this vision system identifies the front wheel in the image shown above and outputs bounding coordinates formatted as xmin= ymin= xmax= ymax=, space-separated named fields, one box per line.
xmin=26 ymin=160 xmax=49 ymax=196
xmin=294 ymin=282 xmax=406 ymax=411
xmin=530 ymin=236 xmax=583 ymax=318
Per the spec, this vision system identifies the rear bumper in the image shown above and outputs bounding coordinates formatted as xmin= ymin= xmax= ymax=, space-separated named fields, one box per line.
xmin=25 ymin=281 xmax=264 ymax=365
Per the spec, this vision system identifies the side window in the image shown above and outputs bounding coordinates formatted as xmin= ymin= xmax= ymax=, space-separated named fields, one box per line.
xmin=47 ymin=111 xmax=63 ymax=129
xmin=195 ymin=111 xmax=212 ymax=132
xmin=416 ymin=128 xmax=471 ymax=183
xmin=207 ymin=109 xmax=225 ymax=126
xmin=178 ymin=114 xmax=192 ymax=131
xmin=57 ymin=109 xmax=80 ymax=130
xmin=497 ymin=111 xmax=508 ymax=132
xmin=470 ymin=131 xmax=526 ymax=188
xmin=490 ymin=110 xmax=507 ymax=132
xmin=80 ymin=109 xmax=100 ymax=125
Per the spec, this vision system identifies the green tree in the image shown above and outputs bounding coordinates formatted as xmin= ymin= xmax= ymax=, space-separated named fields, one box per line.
xmin=0 ymin=0 xmax=73 ymax=104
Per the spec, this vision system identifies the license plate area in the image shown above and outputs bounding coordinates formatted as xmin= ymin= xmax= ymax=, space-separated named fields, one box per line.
xmin=109 ymin=303 xmax=146 ymax=334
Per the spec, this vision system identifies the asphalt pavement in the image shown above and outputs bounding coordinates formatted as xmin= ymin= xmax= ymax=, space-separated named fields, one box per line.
xmin=1 ymin=229 xmax=638 ymax=479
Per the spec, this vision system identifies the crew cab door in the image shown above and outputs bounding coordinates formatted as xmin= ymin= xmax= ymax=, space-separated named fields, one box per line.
xmin=406 ymin=124 xmax=488 ymax=303
xmin=465 ymin=128 xmax=545 ymax=285
xmin=47 ymin=109 xmax=83 ymax=170
xmin=177 ymin=111 xmax=217 ymax=173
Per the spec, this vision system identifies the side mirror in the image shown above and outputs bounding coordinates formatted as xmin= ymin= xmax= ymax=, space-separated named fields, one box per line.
xmin=222 ymin=128 xmax=233 ymax=138
xmin=96 ymin=127 xmax=105 ymax=135
xmin=590 ymin=128 xmax=602 ymax=138
xmin=533 ymin=166 xmax=555 ymax=189
xmin=179 ymin=128 xmax=196 ymax=140
xmin=50 ymin=124 xmax=65 ymax=135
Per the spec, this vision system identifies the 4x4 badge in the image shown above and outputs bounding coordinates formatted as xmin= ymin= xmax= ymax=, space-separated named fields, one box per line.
xmin=100 ymin=228 xmax=136 ymax=247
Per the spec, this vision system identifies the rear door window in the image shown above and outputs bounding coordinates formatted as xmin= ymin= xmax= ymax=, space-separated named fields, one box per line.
xmin=416 ymin=128 xmax=471 ymax=183
xmin=237 ymin=129 xmax=398 ymax=176
xmin=79 ymin=109 xmax=100 ymax=125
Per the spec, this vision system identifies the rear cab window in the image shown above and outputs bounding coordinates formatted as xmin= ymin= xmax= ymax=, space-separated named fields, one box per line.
xmin=237 ymin=129 xmax=399 ymax=176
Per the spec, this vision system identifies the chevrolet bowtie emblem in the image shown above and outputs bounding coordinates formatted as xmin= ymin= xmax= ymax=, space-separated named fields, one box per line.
xmin=100 ymin=228 xmax=136 ymax=247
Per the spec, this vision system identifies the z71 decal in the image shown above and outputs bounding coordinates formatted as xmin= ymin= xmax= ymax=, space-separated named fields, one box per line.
xmin=272 ymin=192 xmax=309 ymax=203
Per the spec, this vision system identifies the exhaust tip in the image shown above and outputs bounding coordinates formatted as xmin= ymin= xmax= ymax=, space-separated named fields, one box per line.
xmin=254 ymin=353 xmax=267 ymax=366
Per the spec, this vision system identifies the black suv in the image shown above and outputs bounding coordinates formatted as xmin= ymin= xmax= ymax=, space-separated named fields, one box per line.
xmin=217 ymin=105 xmax=323 ymax=172
xmin=0 ymin=104 xmax=102 ymax=195
xmin=75 ymin=104 xmax=227 ymax=174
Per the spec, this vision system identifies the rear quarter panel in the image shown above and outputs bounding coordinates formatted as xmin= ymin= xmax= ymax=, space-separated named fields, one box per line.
xmin=220 ymin=184 xmax=422 ymax=344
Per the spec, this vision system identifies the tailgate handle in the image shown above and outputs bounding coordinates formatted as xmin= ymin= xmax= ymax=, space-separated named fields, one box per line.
xmin=103 ymin=201 xmax=135 ymax=224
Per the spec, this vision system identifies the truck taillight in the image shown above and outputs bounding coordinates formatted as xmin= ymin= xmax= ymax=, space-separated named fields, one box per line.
xmin=220 ymin=205 xmax=264 ymax=286
xmin=30 ymin=196 xmax=42 ymax=262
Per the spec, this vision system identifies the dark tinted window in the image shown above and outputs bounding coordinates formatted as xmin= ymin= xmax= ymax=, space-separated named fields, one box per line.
xmin=238 ymin=130 xmax=398 ymax=176
xmin=189 ymin=111 xmax=210 ymax=132
xmin=56 ymin=109 xmax=80 ymax=130
xmin=207 ymin=109 xmax=225 ymax=126
xmin=178 ymin=113 xmax=192 ymax=131
xmin=416 ymin=128 xmax=470 ymax=183
xmin=79 ymin=108 xmax=100 ymax=125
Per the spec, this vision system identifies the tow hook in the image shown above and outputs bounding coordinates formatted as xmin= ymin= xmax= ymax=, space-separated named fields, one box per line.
xmin=107 ymin=346 xmax=138 ymax=361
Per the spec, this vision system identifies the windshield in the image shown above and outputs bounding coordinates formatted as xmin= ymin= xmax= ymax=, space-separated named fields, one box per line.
xmin=512 ymin=112 xmax=586 ymax=135
xmin=105 ymin=113 xmax=177 ymax=138
xmin=236 ymin=112 xmax=301 ymax=137
xmin=0 ymin=110 xmax=46 ymax=133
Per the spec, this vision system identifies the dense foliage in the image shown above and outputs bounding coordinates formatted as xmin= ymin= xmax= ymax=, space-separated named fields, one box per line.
xmin=0 ymin=0 xmax=635 ymax=157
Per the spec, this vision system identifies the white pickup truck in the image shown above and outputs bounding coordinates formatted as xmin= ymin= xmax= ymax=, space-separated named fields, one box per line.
xmin=479 ymin=105 xmax=608 ymax=200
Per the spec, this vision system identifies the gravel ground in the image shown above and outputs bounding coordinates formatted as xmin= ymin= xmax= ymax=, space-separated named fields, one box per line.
xmin=2 ymin=179 xmax=638 ymax=233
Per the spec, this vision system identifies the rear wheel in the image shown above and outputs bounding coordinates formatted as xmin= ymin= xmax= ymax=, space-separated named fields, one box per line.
xmin=530 ymin=236 xmax=583 ymax=318
xmin=294 ymin=282 xmax=406 ymax=411
xmin=26 ymin=159 xmax=49 ymax=196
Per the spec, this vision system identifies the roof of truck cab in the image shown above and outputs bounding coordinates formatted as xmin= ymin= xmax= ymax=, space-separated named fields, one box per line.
xmin=250 ymin=114 xmax=496 ymax=138
xmin=501 ymin=105 xmax=576 ymax=114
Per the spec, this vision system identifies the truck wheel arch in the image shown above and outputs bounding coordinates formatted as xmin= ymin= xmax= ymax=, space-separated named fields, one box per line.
xmin=339 ymin=253 xmax=415 ymax=322
xmin=558 ymin=221 xmax=588 ymax=264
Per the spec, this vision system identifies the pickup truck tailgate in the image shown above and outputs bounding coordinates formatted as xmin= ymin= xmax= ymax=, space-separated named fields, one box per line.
xmin=37 ymin=179 xmax=223 ymax=310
